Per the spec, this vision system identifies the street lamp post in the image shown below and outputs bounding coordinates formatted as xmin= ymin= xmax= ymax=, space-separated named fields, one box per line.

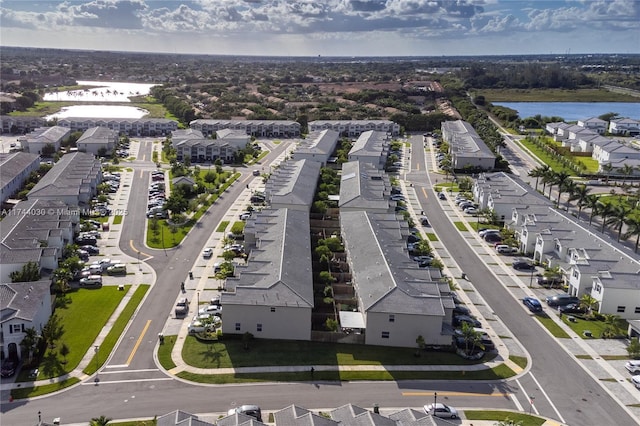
xmin=529 ymin=264 xmax=535 ymax=288
xmin=94 ymin=345 xmax=99 ymax=384
xmin=38 ymin=411 xmax=41 ymax=424
xmin=433 ymin=392 xmax=437 ymax=410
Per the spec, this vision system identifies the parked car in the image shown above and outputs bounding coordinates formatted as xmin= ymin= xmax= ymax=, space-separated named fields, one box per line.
xmin=523 ymin=297 xmax=543 ymax=312
xmin=106 ymin=264 xmax=127 ymax=275
xmin=545 ymin=294 xmax=580 ymax=307
xmin=228 ymin=405 xmax=262 ymax=422
xmin=187 ymin=321 xmax=214 ymax=334
xmin=625 ymin=360 xmax=640 ymax=374
xmin=239 ymin=212 xmax=252 ymax=220
xmin=175 ymin=297 xmax=189 ymax=318
xmin=558 ymin=303 xmax=586 ymax=314
xmin=453 ymin=304 xmax=471 ymax=315
xmin=1 ymin=358 xmax=17 ymax=378
xmin=631 ymin=375 xmax=640 ymax=389
xmin=420 ymin=216 xmax=430 ymax=226
xmin=80 ymin=245 xmax=100 ymax=254
xmin=496 ymin=245 xmax=518 ymax=254
xmin=423 ymin=403 xmax=458 ymax=419
xmin=453 ymin=315 xmax=481 ymax=328
xmin=79 ymin=275 xmax=103 ymax=288
xmin=202 ymin=248 xmax=213 ymax=258
xmin=438 ymin=192 xmax=446 ymax=200
xmin=199 ymin=304 xmax=222 ymax=315
xmin=537 ymin=275 xmax=563 ymax=288
xmin=479 ymin=229 xmax=501 ymax=237
xmin=464 ymin=207 xmax=478 ymax=215
xmin=512 ymin=259 xmax=536 ymax=270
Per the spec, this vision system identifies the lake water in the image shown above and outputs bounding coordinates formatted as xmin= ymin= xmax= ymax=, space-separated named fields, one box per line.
xmin=494 ymin=102 xmax=640 ymax=121
xmin=45 ymin=105 xmax=150 ymax=120
xmin=43 ymin=81 xmax=157 ymax=103
xmin=43 ymin=80 xmax=157 ymax=119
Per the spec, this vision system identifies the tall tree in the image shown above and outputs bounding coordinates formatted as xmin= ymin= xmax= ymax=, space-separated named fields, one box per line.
xmin=605 ymin=205 xmax=632 ymax=241
xmin=41 ymin=313 xmax=64 ymax=350
xmin=10 ymin=261 xmax=41 ymax=282
xmin=596 ymin=202 xmax=616 ymax=234
xmin=528 ymin=165 xmax=551 ymax=193
xmin=553 ymin=171 xmax=571 ymax=206
xmin=623 ymin=217 xmax=640 ymax=253
xmin=569 ymin=184 xmax=591 ymax=218
xmin=20 ymin=327 xmax=40 ymax=366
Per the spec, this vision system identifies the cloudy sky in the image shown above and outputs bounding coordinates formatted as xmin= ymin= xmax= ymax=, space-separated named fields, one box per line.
xmin=1 ymin=0 xmax=638 ymax=57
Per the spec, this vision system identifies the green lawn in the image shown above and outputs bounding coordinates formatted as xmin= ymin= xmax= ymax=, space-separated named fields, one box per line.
xmin=453 ymin=221 xmax=468 ymax=231
xmin=465 ymin=410 xmax=546 ymax=426
xmin=84 ymin=285 xmax=149 ymax=374
xmin=518 ymin=139 xmax=575 ymax=174
xmin=113 ymin=215 xmax=123 ymax=225
xmin=561 ymin=314 xmax=628 ymax=339
xmin=534 ymin=314 xmax=571 ymax=338
xmin=425 ymin=233 xmax=439 ymax=241
xmin=29 ymin=287 xmax=128 ymax=380
xmin=180 ymin=337 xmax=491 ymax=368
xmin=216 ymin=221 xmax=230 ymax=233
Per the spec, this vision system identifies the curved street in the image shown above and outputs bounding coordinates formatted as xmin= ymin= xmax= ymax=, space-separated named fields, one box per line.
xmin=1 ymin=135 xmax=639 ymax=426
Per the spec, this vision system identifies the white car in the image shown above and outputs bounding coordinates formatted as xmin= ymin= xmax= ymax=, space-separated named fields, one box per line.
xmin=423 ymin=403 xmax=458 ymax=419
xmin=626 ymin=360 xmax=640 ymax=374
xmin=632 ymin=375 xmax=640 ymax=389
xmin=187 ymin=321 xmax=212 ymax=334
xmin=202 ymin=248 xmax=213 ymax=258
xmin=199 ymin=305 xmax=222 ymax=315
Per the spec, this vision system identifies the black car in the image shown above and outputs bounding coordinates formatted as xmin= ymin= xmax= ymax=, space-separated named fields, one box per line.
xmin=558 ymin=303 xmax=586 ymax=314
xmin=453 ymin=304 xmax=471 ymax=315
xmin=80 ymin=245 xmax=100 ymax=254
xmin=453 ymin=315 xmax=481 ymax=328
xmin=546 ymin=294 xmax=580 ymax=307
xmin=1 ymin=358 xmax=17 ymax=377
xmin=512 ymin=260 xmax=536 ymax=271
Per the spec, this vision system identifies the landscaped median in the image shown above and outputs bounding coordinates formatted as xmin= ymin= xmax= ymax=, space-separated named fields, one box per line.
xmin=464 ymin=409 xmax=547 ymax=426
xmin=157 ymin=336 xmax=521 ymax=384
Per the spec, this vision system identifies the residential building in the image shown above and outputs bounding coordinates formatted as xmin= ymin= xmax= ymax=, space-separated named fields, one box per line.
xmin=0 ymin=116 xmax=46 ymax=134
xmin=347 ymin=130 xmax=390 ymax=169
xmin=221 ymin=208 xmax=314 ymax=341
xmin=173 ymin=138 xmax=237 ymax=163
xmin=0 ymin=198 xmax=75 ymax=282
xmin=0 ymin=280 xmax=53 ymax=361
xmin=27 ymin=152 xmax=102 ymax=207
xmin=215 ymin=128 xmax=251 ymax=149
xmin=340 ymin=210 xmax=454 ymax=348
xmin=0 ymin=152 xmax=40 ymax=205
xmin=609 ymin=118 xmax=640 ymax=136
xmin=264 ymin=159 xmax=321 ymax=212
xmin=189 ymin=119 xmax=301 ymax=138
xmin=577 ymin=117 xmax=607 ymax=134
xmin=292 ymin=129 xmax=340 ymax=166
xmin=441 ymin=120 xmax=496 ymax=170
xmin=19 ymin=126 xmax=70 ymax=156
xmin=339 ymin=161 xmax=393 ymax=213
xmin=57 ymin=117 xmax=177 ymax=136
xmin=76 ymin=126 xmax=118 ymax=156
xmin=309 ymin=120 xmax=400 ymax=137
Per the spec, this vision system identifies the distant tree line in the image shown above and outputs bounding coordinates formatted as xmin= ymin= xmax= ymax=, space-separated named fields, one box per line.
xmin=458 ymin=63 xmax=595 ymax=89
xmin=150 ymin=86 xmax=198 ymax=125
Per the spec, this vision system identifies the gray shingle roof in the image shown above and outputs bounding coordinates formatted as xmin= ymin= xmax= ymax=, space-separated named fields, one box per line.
xmin=0 ymin=151 xmax=40 ymax=187
xmin=265 ymin=159 xmax=321 ymax=209
xmin=296 ymin=129 xmax=340 ymax=157
xmin=0 ymin=280 xmax=51 ymax=323
xmin=222 ymin=209 xmax=313 ymax=307
xmin=349 ymin=131 xmax=389 ymax=158
xmin=339 ymin=161 xmax=391 ymax=211
xmin=27 ymin=152 xmax=100 ymax=200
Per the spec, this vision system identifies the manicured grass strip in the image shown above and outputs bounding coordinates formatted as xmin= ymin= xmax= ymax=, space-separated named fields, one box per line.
xmin=561 ymin=314 xmax=628 ymax=339
xmin=510 ymin=355 xmax=528 ymax=369
xmin=83 ymin=285 xmax=149 ymax=375
xmin=465 ymin=410 xmax=546 ymax=426
xmin=216 ymin=221 xmax=230 ymax=233
xmin=425 ymin=233 xmax=439 ymax=241
xmin=454 ymin=221 xmax=468 ymax=232
xmin=113 ymin=215 xmax=123 ymax=225
xmin=534 ymin=314 xmax=571 ymax=338
xmin=10 ymin=378 xmax=80 ymax=400
xmin=181 ymin=337 xmax=493 ymax=369
xmin=176 ymin=364 xmax=515 ymax=384
xmin=157 ymin=335 xmax=178 ymax=370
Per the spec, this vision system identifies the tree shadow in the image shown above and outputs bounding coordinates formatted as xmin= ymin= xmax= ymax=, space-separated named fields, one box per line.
xmin=198 ymin=342 xmax=227 ymax=368
xmin=40 ymin=350 xmax=66 ymax=378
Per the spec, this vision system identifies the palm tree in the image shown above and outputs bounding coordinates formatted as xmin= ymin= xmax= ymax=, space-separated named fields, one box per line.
xmin=541 ymin=169 xmax=557 ymax=199
xmin=560 ymin=177 xmax=578 ymax=209
xmin=579 ymin=294 xmax=598 ymax=316
xmin=596 ymin=201 xmax=616 ymax=234
xmin=528 ymin=165 xmax=550 ymax=192
xmin=605 ymin=205 xmax=632 ymax=241
xmin=90 ymin=415 xmax=112 ymax=426
xmin=553 ymin=171 xmax=571 ymax=206
xmin=459 ymin=322 xmax=483 ymax=356
xmin=20 ymin=327 xmax=40 ymax=366
xmin=601 ymin=162 xmax=614 ymax=184
xmin=620 ymin=163 xmax=634 ymax=185
xmin=569 ymin=184 xmax=591 ymax=218
xmin=601 ymin=314 xmax=623 ymax=339
xmin=622 ymin=217 xmax=640 ymax=253
xmin=586 ymin=194 xmax=601 ymax=226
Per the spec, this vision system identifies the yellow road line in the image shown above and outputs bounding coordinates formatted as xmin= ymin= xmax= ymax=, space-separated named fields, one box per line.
xmin=422 ymin=187 xmax=429 ymax=198
xmin=126 ymin=319 xmax=152 ymax=365
xmin=403 ymin=391 xmax=510 ymax=397
xmin=130 ymin=240 xmax=153 ymax=259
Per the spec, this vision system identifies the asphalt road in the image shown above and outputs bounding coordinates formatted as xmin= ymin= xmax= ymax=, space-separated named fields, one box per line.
xmin=1 ymin=136 xmax=636 ymax=425
xmin=407 ymin=134 xmax=636 ymax=425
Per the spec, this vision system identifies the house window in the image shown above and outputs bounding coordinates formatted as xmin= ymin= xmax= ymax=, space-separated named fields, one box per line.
xmin=389 ymin=315 xmax=395 ymax=323
xmin=10 ymin=324 xmax=23 ymax=333
xmin=381 ymin=331 xmax=390 ymax=339
xmin=573 ymin=270 xmax=579 ymax=278
xmin=235 ymin=323 xmax=241 ymax=331
xmin=270 ymin=307 xmax=276 ymax=312
xmin=595 ymin=284 xmax=602 ymax=293
xmin=617 ymin=306 xmax=626 ymax=313
xmin=635 ymin=307 xmax=640 ymax=314
xmin=257 ymin=324 xmax=263 ymax=332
